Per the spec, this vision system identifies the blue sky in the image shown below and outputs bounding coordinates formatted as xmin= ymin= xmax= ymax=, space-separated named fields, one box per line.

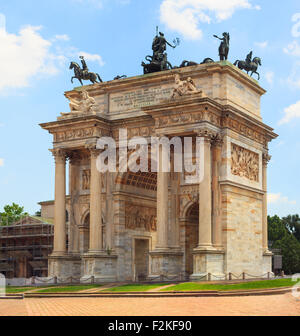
xmin=0 ymin=0 xmax=299 ymax=216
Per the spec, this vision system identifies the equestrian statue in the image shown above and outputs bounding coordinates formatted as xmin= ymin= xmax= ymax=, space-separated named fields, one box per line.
xmin=234 ymin=51 xmax=262 ymax=80
xmin=69 ymin=56 xmax=103 ymax=86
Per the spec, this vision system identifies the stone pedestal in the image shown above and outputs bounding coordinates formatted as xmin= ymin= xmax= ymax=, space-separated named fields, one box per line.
xmin=262 ymin=251 xmax=273 ymax=276
xmin=48 ymin=254 xmax=81 ymax=279
xmin=81 ymin=253 xmax=118 ymax=283
xmin=190 ymin=249 xmax=225 ymax=281
xmin=149 ymin=250 xmax=183 ymax=280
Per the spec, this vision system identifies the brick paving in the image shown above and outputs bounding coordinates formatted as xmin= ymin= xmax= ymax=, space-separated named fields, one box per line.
xmin=0 ymin=293 xmax=299 ymax=316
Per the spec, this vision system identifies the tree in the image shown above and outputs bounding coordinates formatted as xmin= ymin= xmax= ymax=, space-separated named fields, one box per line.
xmin=268 ymin=215 xmax=300 ymax=274
xmin=0 ymin=203 xmax=28 ymax=226
xmin=282 ymin=214 xmax=300 ymax=243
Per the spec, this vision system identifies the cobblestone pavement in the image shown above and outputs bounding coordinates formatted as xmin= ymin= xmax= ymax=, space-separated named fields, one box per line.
xmin=0 ymin=294 xmax=299 ymax=316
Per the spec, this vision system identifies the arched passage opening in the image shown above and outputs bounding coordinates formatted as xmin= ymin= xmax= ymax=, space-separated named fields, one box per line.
xmin=184 ymin=202 xmax=199 ymax=275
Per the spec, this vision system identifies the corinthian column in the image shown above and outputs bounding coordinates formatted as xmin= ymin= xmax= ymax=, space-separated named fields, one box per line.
xmin=262 ymin=153 xmax=271 ymax=252
xmin=156 ymin=143 xmax=169 ymax=249
xmin=51 ymin=149 xmax=67 ymax=255
xmin=86 ymin=144 xmax=103 ymax=253
xmin=197 ymin=132 xmax=213 ymax=249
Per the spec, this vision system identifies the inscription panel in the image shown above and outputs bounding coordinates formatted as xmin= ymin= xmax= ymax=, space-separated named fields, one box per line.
xmin=110 ymin=86 xmax=173 ymax=113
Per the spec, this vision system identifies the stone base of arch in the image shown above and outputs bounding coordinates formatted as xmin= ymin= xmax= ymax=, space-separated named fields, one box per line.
xmin=190 ymin=249 xmax=225 ymax=281
xmin=81 ymin=253 xmax=118 ymax=283
xmin=48 ymin=254 xmax=82 ymax=279
xmin=149 ymin=250 xmax=183 ymax=281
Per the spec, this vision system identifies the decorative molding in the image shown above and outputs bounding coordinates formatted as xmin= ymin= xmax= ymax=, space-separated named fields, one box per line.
xmin=231 ymin=143 xmax=259 ymax=182
xmin=50 ymin=148 xmax=67 ymax=163
xmin=262 ymin=153 xmax=272 ymax=166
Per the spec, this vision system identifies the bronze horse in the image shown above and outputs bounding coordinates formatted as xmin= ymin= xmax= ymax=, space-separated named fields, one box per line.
xmin=69 ymin=62 xmax=103 ymax=86
xmin=233 ymin=57 xmax=262 ymax=80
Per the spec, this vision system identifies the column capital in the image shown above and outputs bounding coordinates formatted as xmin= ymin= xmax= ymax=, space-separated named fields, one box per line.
xmin=263 ymin=153 xmax=272 ymax=166
xmin=196 ymin=128 xmax=219 ymax=142
xmin=68 ymin=151 xmax=82 ymax=165
xmin=50 ymin=148 xmax=67 ymax=163
xmin=85 ymin=142 xmax=101 ymax=158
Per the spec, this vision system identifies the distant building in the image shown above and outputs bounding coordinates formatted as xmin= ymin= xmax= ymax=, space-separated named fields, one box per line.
xmin=0 ymin=216 xmax=54 ymax=278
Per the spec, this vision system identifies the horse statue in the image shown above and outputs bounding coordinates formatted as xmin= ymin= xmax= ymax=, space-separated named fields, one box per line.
xmin=69 ymin=61 xmax=103 ymax=86
xmin=233 ymin=57 xmax=262 ymax=80
xmin=141 ymin=53 xmax=173 ymax=74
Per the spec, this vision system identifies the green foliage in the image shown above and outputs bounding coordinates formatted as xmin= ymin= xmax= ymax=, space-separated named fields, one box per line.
xmin=0 ymin=203 xmax=28 ymax=226
xmin=268 ymin=215 xmax=300 ymax=274
xmin=282 ymin=214 xmax=300 ymax=242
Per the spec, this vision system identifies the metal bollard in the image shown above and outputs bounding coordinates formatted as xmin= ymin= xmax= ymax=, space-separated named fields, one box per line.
xmin=229 ymin=273 xmax=232 ymax=281
xmin=267 ymin=272 xmax=270 ymax=279
xmin=91 ymin=276 xmax=95 ymax=284
xmin=54 ymin=276 xmax=58 ymax=284
xmin=208 ymin=273 xmax=211 ymax=281
xmin=242 ymin=272 xmax=246 ymax=280
xmin=31 ymin=276 xmax=35 ymax=285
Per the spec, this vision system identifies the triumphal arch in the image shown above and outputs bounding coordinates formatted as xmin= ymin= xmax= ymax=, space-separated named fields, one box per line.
xmin=40 ymin=61 xmax=277 ymax=282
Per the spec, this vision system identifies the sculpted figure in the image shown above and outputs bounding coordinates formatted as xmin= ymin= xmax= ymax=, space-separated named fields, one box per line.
xmin=171 ymin=74 xmax=201 ymax=99
xmin=234 ymin=52 xmax=262 ymax=80
xmin=213 ymin=32 xmax=230 ymax=61
xmin=69 ymin=90 xmax=96 ymax=114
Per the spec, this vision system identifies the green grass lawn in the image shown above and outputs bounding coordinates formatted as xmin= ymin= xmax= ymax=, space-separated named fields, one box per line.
xmin=104 ymin=284 xmax=167 ymax=292
xmin=35 ymin=285 xmax=102 ymax=293
xmin=5 ymin=287 xmax=33 ymax=294
xmin=161 ymin=279 xmax=295 ymax=292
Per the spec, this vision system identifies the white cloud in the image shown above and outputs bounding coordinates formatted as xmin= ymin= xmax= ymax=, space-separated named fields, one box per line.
xmin=279 ymin=101 xmax=300 ymax=125
xmin=78 ymin=51 xmax=104 ymax=67
xmin=268 ymin=193 xmax=296 ymax=205
xmin=255 ymin=41 xmax=268 ymax=49
xmin=0 ymin=14 xmax=104 ymax=92
xmin=0 ymin=18 xmax=63 ymax=91
xmin=0 ymin=158 xmax=4 ymax=167
xmin=283 ymin=40 xmax=300 ymax=56
xmin=265 ymin=71 xmax=274 ymax=85
xmin=291 ymin=13 xmax=300 ymax=38
xmin=160 ymin=0 xmax=260 ymax=40
xmin=54 ymin=34 xmax=70 ymax=41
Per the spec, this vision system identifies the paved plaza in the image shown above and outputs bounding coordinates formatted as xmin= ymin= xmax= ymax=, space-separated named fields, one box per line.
xmin=0 ymin=294 xmax=299 ymax=316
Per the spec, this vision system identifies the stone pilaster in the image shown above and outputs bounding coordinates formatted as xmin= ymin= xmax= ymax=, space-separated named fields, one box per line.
xmin=68 ymin=152 xmax=81 ymax=255
xmin=262 ymin=153 xmax=272 ymax=253
xmin=212 ymin=137 xmax=223 ymax=248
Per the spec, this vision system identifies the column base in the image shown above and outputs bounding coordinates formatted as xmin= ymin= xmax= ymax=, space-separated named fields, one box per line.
xmin=48 ymin=254 xmax=81 ymax=279
xmin=149 ymin=249 xmax=183 ymax=281
xmin=190 ymin=249 xmax=225 ymax=281
xmin=81 ymin=252 xmax=118 ymax=283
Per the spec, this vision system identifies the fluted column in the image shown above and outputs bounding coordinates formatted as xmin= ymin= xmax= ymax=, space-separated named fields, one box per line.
xmin=87 ymin=145 xmax=103 ymax=253
xmin=197 ymin=134 xmax=213 ymax=249
xmin=212 ymin=138 xmax=223 ymax=248
xmin=51 ymin=149 xmax=67 ymax=255
xmin=262 ymin=153 xmax=271 ymax=252
xmin=156 ymin=144 xmax=169 ymax=249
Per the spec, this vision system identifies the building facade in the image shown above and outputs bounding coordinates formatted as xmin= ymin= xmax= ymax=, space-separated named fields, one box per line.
xmin=40 ymin=61 xmax=277 ymax=282
xmin=0 ymin=216 xmax=54 ymax=278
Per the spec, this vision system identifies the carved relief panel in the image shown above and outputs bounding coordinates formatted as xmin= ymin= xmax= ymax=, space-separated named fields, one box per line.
xmin=125 ymin=203 xmax=157 ymax=232
xmin=231 ymin=143 xmax=259 ymax=182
